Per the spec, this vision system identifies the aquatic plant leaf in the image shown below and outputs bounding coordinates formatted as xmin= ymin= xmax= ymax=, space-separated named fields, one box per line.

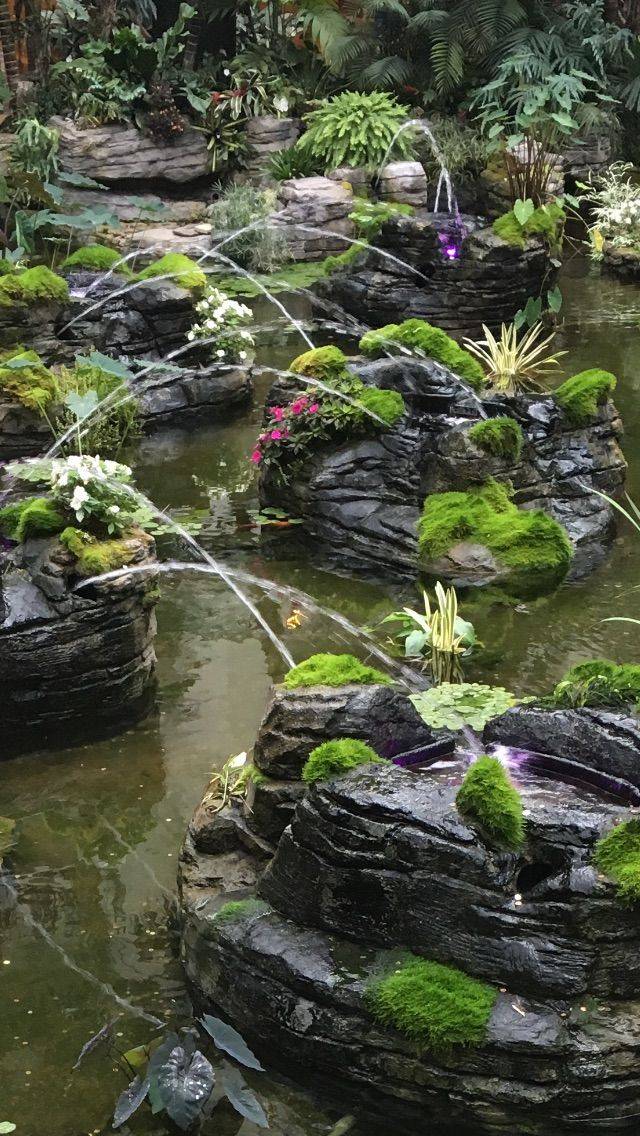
xmin=72 ymin=1016 xmax=119 ymax=1071
xmin=122 ymin=1042 xmax=151 ymax=1071
xmin=113 ymin=1072 xmax=150 ymax=1128
xmin=221 ymin=1061 xmax=268 ymax=1128
xmin=410 ymin=683 xmax=517 ymax=732
xmin=64 ymin=389 xmax=100 ymax=421
xmin=513 ymin=198 xmax=534 ymax=226
xmin=155 ymin=1046 xmax=214 ymax=1131
xmin=57 ymin=170 xmax=108 ymax=190
xmin=199 ymin=1015 xmax=264 ymax=1071
xmin=76 ymin=352 xmax=134 ymax=381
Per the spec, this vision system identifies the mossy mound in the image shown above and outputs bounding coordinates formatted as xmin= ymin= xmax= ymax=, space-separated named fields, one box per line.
xmin=492 ymin=203 xmax=565 ymax=251
xmin=0 ymin=346 xmax=58 ymax=410
xmin=0 ymin=266 xmax=69 ymax=307
xmin=59 ymin=527 xmax=140 ymax=576
xmin=0 ymin=496 xmax=66 ymax=542
xmin=61 ymin=244 xmax=131 ymax=275
xmin=357 ymin=386 xmax=405 ymax=427
xmin=214 ymin=899 xmax=269 ymax=924
xmin=283 ymin=652 xmax=392 ymax=689
xmin=554 ymin=369 xmax=616 ymax=427
xmin=359 ymin=319 xmax=485 ymax=390
xmin=595 ymin=819 xmax=640 ymax=903
xmin=136 ymin=253 xmax=206 ymax=292
xmin=468 ymin=416 xmax=524 ymax=462
xmin=418 ymin=479 xmax=572 ymax=597
xmin=302 ymin=738 xmax=388 ymax=784
xmin=290 ymin=346 xmax=350 ymax=384
xmin=366 ymin=955 xmax=497 ymax=1051
xmin=456 ymin=755 xmax=525 ymax=851
xmin=550 ymin=659 xmax=640 ymax=711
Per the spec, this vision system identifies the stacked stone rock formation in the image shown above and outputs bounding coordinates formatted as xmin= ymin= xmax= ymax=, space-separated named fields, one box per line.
xmin=272 ymin=176 xmax=355 ymax=260
xmin=52 ymin=117 xmax=210 ymax=184
xmin=180 ymin=680 xmax=640 ymax=1135
xmin=244 ymin=116 xmax=301 ymax=182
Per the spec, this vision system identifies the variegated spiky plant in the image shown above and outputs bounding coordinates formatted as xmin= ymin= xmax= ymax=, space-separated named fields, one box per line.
xmin=463 ymin=322 xmax=567 ymax=396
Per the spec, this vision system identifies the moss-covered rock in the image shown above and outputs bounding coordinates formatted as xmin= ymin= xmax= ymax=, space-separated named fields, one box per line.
xmin=283 ymin=652 xmax=392 ymax=689
xmin=550 ymin=659 xmax=640 ymax=710
xmin=468 ymin=416 xmax=524 ymax=462
xmin=213 ymin=899 xmax=269 ymax=924
xmin=357 ymin=386 xmax=405 ymax=427
xmin=456 ymin=755 xmax=525 ymax=851
xmin=0 ymin=346 xmax=58 ymax=411
xmin=302 ymin=738 xmax=388 ymax=784
xmin=289 ymin=345 xmax=350 ymax=383
xmin=492 ymin=203 xmax=565 ymax=251
xmin=595 ymin=819 xmax=640 ymax=903
xmin=0 ymin=266 xmax=69 ymax=307
xmin=359 ymin=319 xmax=486 ymax=390
xmin=366 ymin=954 xmax=497 ymax=1051
xmin=59 ymin=526 xmax=142 ymax=576
xmin=136 ymin=252 xmax=206 ymax=292
xmin=418 ymin=479 xmax=572 ymax=597
xmin=554 ymin=369 xmax=616 ymax=427
xmin=0 ymin=496 xmax=66 ymax=542
xmin=61 ymin=244 xmax=131 ymax=275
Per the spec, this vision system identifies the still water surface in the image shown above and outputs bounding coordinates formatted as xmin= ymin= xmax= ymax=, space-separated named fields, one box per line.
xmin=1 ymin=259 xmax=640 ymax=1135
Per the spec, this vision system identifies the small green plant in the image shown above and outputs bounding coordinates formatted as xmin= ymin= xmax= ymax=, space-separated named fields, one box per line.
xmin=268 ymin=144 xmax=322 ymax=182
xmin=366 ymin=955 xmax=497 ymax=1051
xmin=7 ymin=454 xmax=141 ymax=537
xmin=456 ymin=756 xmax=525 ymax=851
xmin=137 ymin=253 xmax=206 ymax=292
xmin=492 ymin=201 xmax=566 ymax=251
xmin=410 ymin=683 xmax=518 ymax=732
xmin=0 ymin=347 xmax=58 ymax=411
xmin=297 ymin=92 xmax=414 ymax=172
xmin=207 ymin=184 xmax=290 ymax=273
xmin=284 ymin=652 xmax=391 ymax=689
xmin=380 ymin=583 xmax=477 ymax=684
xmin=61 ymin=245 xmax=130 ymax=275
xmin=463 ymin=323 xmax=566 ymax=396
xmin=201 ymin=751 xmax=252 ymax=813
xmin=550 ymin=660 xmax=640 ymax=711
xmin=302 ymin=738 xmax=388 ymax=784
xmin=595 ymin=819 xmax=640 ymax=904
xmin=418 ymin=480 xmax=572 ymax=597
xmin=11 ymin=119 xmax=60 ymax=183
xmin=554 ymin=369 xmax=616 ymax=427
xmin=349 ymin=200 xmax=413 ymax=240
xmin=359 ymin=319 xmax=485 ymax=390
xmin=468 ymin=417 xmax=524 ymax=462
xmin=580 ymin=162 xmax=640 ymax=257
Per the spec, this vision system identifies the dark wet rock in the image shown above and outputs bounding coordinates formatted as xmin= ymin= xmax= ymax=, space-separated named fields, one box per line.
xmin=0 ymin=533 xmax=159 ymax=757
xmin=318 ymin=211 xmax=553 ymax=336
xmin=602 ymin=243 xmax=640 ymax=284
xmin=260 ymin=356 xmax=626 ymax=584
xmin=52 ymin=116 xmax=210 ymax=184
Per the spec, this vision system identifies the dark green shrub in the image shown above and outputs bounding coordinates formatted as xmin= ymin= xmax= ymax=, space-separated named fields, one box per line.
xmin=468 ymin=417 xmax=524 ymax=462
xmin=268 ymin=145 xmax=322 ymax=182
xmin=297 ymin=92 xmax=414 ymax=172
xmin=360 ymin=319 xmax=485 ymax=390
xmin=366 ymin=955 xmax=497 ymax=1051
xmin=595 ymin=819 xmax=640 ymax=903
xmin=283 ymin=652 xmax=392 ymax=689
xmin=302 ymin=738 xmax=388 ymax=784
xmin=554 ymin=369 xmax=616 ymax=426
xmin=456 ymin=755 xmax=525 ymax=850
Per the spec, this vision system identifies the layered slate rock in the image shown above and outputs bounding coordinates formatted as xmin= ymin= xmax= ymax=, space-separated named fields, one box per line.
xmin=318 ymin=212 xmax=553 ymax=335
xmin=377 ymin=161 xmax=430 ymax=207
xmin=272 ymin=176 xmax=355 ymax=260
xmin=0 ymin=532 xmax=159 ymax=756
xmin=260 ymin=355 xmax=626 ymax=583
xmin=602 ymin=243 xmax=640 ymax=284
xmin=52 ymin=117 xmax=210 ymax=184
xmin=244 ymin=116 xmax=301 ymax=182
xmin=180 ymin=702 xmax=640 ymax=1135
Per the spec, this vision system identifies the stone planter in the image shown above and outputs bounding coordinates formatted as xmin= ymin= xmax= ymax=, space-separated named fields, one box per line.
xmin=179 ymin=685 xmax=640 ymax=1135
xmin=51 ymin=116 xmax=210 ymax=185
xmin=244 ymin=116 xmax=302 ymax=182
xmin=272 ymin=176 xmax=355 ymax=261
xmin=1 ymin=531 xmax=159 ymax=757
xmin=259 ymin=354 xmax=626 ymax=586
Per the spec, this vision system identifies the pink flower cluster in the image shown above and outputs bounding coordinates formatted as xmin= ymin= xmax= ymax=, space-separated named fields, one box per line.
xmin=250 ymin=393 xmax=320 ymax=466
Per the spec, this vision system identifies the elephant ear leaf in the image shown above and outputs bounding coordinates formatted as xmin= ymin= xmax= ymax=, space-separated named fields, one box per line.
xmin=64 ymin=389 xmax=100 ymax=421
xmin=221 ymin=1061 xmax=268 ymax=1128
xmin=154 ymin=1045 xmax=215 ymax=1131
xmin=113 ymin=1073 xmax=150 ymax=1128
xmin=199 ymin=1014 xmax=264 ymax=1071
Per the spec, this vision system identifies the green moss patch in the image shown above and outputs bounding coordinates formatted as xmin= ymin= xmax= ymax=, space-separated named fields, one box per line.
xmin=492 ymin=203 xmax=565 ymax=250
xmin=59 ymin=527 xmax=139 ymax=576
xmin=302 ymin=738 xmax=388 ymax=784
xmin=359 ymin=319 xmax=485 ymax=390
xmin=62 ymin=244 xmax=131 ymax=275
xmin=283 ymin=652 xmax=392 ymax=689
xmin=554 ymin=369 xmax=616 ymax=427
xmin=357 ymin=386 xmax=405 ymax=427
xmin=213 ymin=898 xmax=269 ymax=924
xmin=418 ymin=479 xmax=572 ymax=597
xmin=366 ymin=955 xmax=497 ymax=1051
xmin=0 ymin=496 xmax=66 ymax=542
xmin=468 ymin=417 xmax=523 ymax=462
xmin=290 ymin=346 xmax=350 ymax=384
xmin=136 ymin=253 xmax=206 ymax=292
xmin=456 ymin=755 xmax=525 ymax=851
xmin=0 ymin=266 xmax=69 ymax=307
xmin=595 ymin=819 xmax=640 ymax=903
xmin=550 ymin=659 xmax=640 ymax=710
xmin=0 ymin=347 xmax=58 ymax=411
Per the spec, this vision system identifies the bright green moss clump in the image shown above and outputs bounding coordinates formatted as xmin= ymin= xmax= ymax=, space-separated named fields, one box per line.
xmin=59 ymin=527 xmax=139 ymax=576
xmin=366 ymin=955 xmax=497 ymax=1051
xmin=302 ymin=738 xmax=388 ymax=784
xmin=0 ymin=347 xmax=58 ymax=410
xmin=359 ymin=319 xmax=485 ymax=390
xmin=0 ymin=266 xmax=69 ymax=307
xmin=456 ymin=755 xmax=525 ymax=851
xmin=468 ymin=416 xmax=523 ymax=462
xmin=290 ymin=345 xmax=350 ymax=383
xmin=493 ymin=203 xmax=565 ymax=250
xmin=551 ymin=659 xmax=640 ymax=710
xmin=62 ymin=244 xmax=131 ymax=275
xmin=554 ymin=369 xmax=616 ymax=427
xmin=214 ymin=898 xmax=269 ymax=924
xmin=357 ymin=386 xmax=405 ymax=427
xmin=284 ymin=652 xmax=392 ymax=689
xmin=595 ymin=819 xmax=640 ymax=903
xmin=418 ymin=479 xmax=572 ymax=597
xmin=0 ymin=496 xmax=66 ymax=542
xmin=136 ymin=253 xmax=206 ymax=292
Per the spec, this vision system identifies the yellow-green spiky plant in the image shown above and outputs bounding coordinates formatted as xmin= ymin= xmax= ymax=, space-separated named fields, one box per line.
xmin=463 ymin=322 xmax=566 ymax=396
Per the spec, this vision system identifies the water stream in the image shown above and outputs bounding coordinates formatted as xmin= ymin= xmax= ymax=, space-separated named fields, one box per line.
xmin=1 ymin=259 xmax=640 ymax=1134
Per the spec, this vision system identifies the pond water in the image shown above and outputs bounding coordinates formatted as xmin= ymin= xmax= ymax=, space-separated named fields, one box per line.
xmin=1 ymin=256 xmax=640 ymax=1136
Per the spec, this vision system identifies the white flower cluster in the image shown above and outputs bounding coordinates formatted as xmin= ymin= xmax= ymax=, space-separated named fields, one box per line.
xmin=49 ymin=454 xmax=134 ymax=530
xmin=187 ymin=285 xmax=255 ymax=365
xmin=587 ymin=162 xmax=640 ymax=252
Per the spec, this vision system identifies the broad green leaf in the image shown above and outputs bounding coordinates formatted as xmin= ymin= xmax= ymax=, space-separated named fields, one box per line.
xmin=221 ymin=1062 xmax=268 ymax=1128
xmin=0 ymin=1124 xmax=17 ymax=1134
xmin=76 ymin=351 xmax=134 ymax=381
xmin=64 ymin=389 xmax=100 ymax=421
xmin=155 ymin=1046 xmax=214 ymax=1131
xmin=199 ymin=1015 xmax=264 ymax=1071
xmin=513 ymin=198 xmax=534 ymax=227
xmin=547 ymin=285 xmax=563 ymax=314
xmin=57 ymin=171 xmax=108 ymax=190
xmin=113 ymin=1073 xmax=150 ymax=1128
